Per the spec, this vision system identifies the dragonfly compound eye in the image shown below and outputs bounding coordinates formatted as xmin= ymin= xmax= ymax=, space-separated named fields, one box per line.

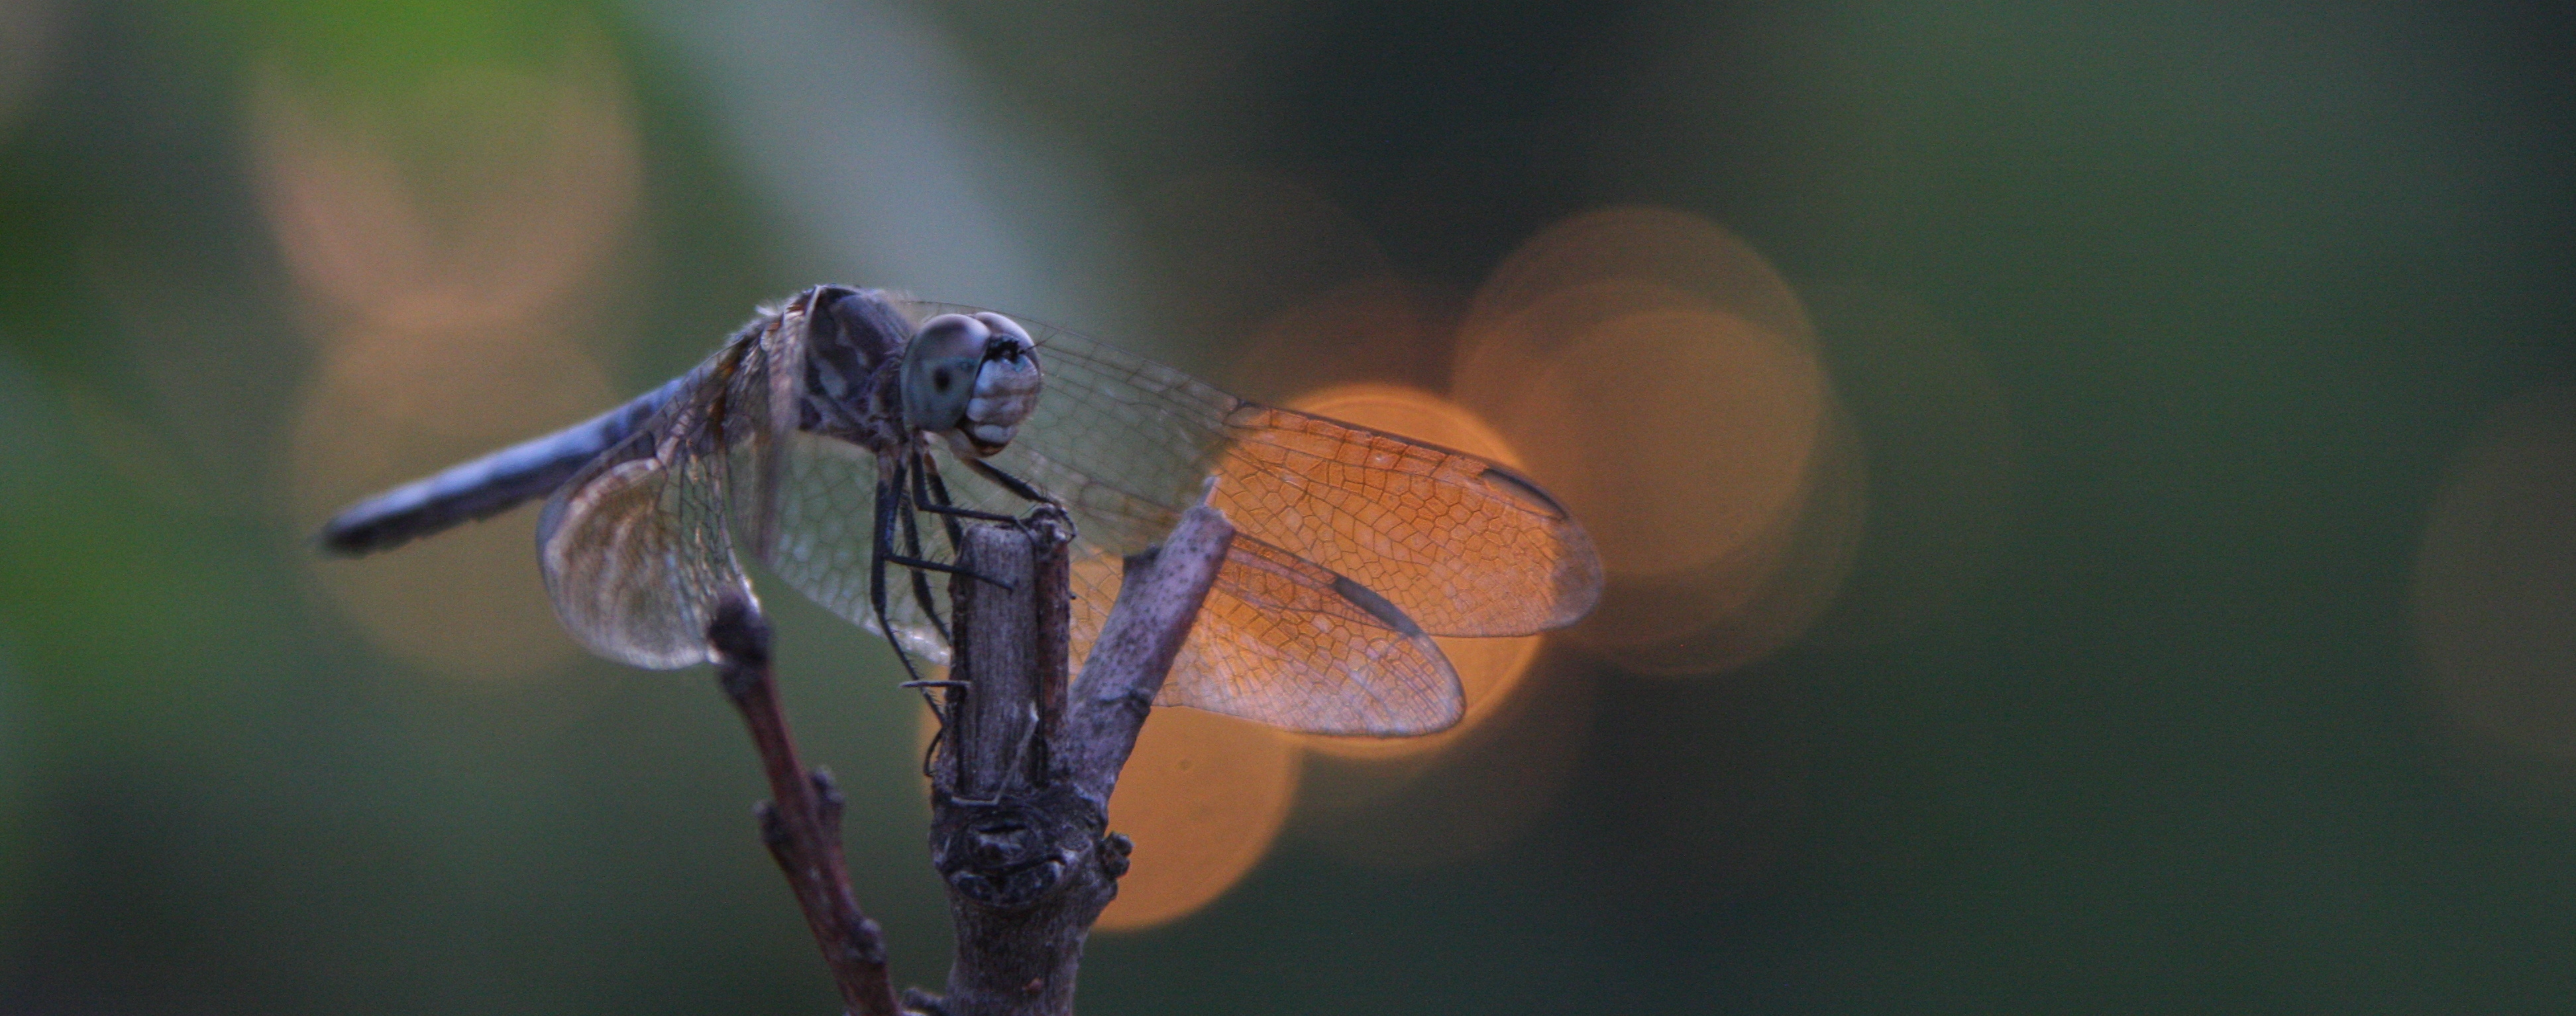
xmin=960 ymin=313 xmax=1041 ymax=456
xmin=903 ymin=313 xmax=993 ymax=432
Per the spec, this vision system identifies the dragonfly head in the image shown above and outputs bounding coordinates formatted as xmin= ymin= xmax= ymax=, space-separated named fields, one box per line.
xmin=902 ymin=311 xmax=1041 ymax=457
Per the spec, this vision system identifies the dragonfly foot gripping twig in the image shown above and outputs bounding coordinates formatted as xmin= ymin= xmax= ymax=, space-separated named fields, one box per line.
xmin=921 ymin=503 xmax=1234 ymax=1016
xmin=708 ymin=501 xmax=1233 ymax=1016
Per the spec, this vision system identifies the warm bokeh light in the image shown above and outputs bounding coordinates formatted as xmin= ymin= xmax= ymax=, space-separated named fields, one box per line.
xmin=1462 ymin=303 xmax=1843 ymax=668
xmin=1273 ymin=383 xmax=1546 ymax=760
xmin=1464 ymin=205 xmax=1814 ymax=352
xmin=2414 ymin=385 xmax=2576 ymax=797
xmin=1294 ymin=651 xmax=1593 ymax=868
xmin=249 ymin=48 xmax=641 ymax=334
xmin=1228 ymin=276 xmax=1440 ymax=404
xmin=1496 ymin=305 xmax=1825 ymax=578
xmin=257 ymin=37 xmax=645 ymax=679
xmin=1592 ymin=412 xmax=1864 ymax=675
xmin=1451 ymin=208 xmax=1859 ymax=674
xmin=1092 ymin=706 xmax=1301 ymax=932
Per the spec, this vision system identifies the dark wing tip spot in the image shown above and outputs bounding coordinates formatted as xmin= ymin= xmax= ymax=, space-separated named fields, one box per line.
xmin=1331 ymin=574 xmax=1425 ymax=638
xmin=1479 ymin=464 xmax=1572 ymax=520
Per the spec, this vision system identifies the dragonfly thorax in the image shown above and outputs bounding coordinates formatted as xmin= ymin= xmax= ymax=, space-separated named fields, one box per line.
xmin=901 ymin=311 xmax=1042 ymax=458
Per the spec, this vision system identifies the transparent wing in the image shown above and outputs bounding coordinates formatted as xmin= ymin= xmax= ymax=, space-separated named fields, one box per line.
xmin=910 ymin=303 xmax=1603 ymax=637
xmin=535 ymin=323 xmax=795 ymax=669
xmin=751 ymin=429 xmax=959 ymax=664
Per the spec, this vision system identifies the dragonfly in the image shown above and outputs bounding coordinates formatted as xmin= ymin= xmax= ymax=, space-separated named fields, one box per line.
xmin=320 ymin=286 xmax=1601 ymax=735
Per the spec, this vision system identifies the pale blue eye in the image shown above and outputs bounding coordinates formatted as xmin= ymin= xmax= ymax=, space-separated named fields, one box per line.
xmin=902 ymin=313 xmax=994 ymax=430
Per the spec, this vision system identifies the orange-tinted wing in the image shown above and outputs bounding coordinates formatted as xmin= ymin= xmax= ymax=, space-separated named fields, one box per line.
xmin=1214 ymin=405 xmax=1601 ymax=636
xmin=908 ymin=301 xmax=1602 ymax=639
xmin=900 ymin=448 xmax=1463 ymax=735
xmin=1066 ymin=535 xmax=1462 ymax=736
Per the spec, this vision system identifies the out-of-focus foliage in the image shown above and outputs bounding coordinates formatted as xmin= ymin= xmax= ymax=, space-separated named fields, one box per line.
xmin=3 ymin=1 xmax=2573 ymax=1013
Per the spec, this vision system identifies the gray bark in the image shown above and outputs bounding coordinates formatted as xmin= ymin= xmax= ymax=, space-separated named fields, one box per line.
xmin=713 ymin=501 xmax=1234 ymax=1015
xmin=915 ymin=502 xmax=1235 ymax=1016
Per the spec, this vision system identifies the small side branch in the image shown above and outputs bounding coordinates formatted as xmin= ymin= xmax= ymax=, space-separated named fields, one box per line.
xmin=710 ymin=593 xmax=904 ymax=1016
xmin=1059 ymin=504 xmax=1234 ymax=805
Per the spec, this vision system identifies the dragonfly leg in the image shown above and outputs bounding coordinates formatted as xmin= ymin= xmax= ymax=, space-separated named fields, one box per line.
xmin=895 ymin=457 xmax=953 ymax=646
xmin=924 ymin=703 xmax=1029 ymax=807
xmin=916 ymin=501 xmax=1019 ymax=523
xmin=868 ymin=470 xmax=932 ymax=687
xmin=900 ymin=678 xmax=971 ymax=778
xmin=902 ymin=678 xmax=971 ymax=727
xmin=964 ymin=457 xmax=1054 ymax=506
xmin=916 ymin=719 xmax=947 ymax=780
xmin=913 ymin=450 xmax=982 ymax=546
xmin=882 ymin=553 xmax=1017 ymax=591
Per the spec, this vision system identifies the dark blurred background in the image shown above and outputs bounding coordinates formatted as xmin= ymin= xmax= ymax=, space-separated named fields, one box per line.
xmin=5 ymin=1 xmax=2575 ymax=1012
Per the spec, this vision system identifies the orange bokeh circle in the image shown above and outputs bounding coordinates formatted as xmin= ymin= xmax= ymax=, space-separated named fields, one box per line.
xmin=1466 ymin=305 xmax=1829 ymax=583
xmin=1093 ymin=707 xmax=1301 ymax=931
xmin=1450 ymin=207 xmax=1862 ymax=674
xmin=1464 ymin=205 xmax=1814 ymax=352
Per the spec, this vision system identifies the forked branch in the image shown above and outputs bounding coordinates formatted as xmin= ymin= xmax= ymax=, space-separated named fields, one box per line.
xmin=917 ymin=501 xmax=1234 ymax=1016
xmin=710 ymin=499 xmax=1234 ymax=1016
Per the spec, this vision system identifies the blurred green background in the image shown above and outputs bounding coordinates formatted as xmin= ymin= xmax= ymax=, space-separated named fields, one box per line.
xmin=5 ymin=1 xmax=2575 ymax=1012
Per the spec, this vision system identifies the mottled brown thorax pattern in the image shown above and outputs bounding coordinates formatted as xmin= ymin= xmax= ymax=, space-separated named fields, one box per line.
xmin=788 ymin=285 xmax=914 ymax=454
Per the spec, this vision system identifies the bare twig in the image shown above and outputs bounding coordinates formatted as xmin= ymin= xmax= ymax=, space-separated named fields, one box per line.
xmin=707 ymin=498 xmax=1231 ymax=1016
xmin=709 ymin=593 xmax=905 ymax=1016
xmin=918 ymin=502 xmax=1235 ymax=1016
xmin=1058 ymin=503 xmax=1235 ymax=804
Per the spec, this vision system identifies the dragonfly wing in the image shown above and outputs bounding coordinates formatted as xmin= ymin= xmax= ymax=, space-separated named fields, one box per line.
xmin=1067 ymin=534 xmax=1463 ymax=735
xmin=951 ymin=309 xmax=1600 ymax=637
xmin=751 ymin=430 xmax=955 ymax=663
xmin=1215 ymin=405 xmax=1602 ymax=636
xmin=912 ymin=432 xmax=1460 ymax=733
xmin=537 ymin=450 xmax=741 ymax=668
xmin=538 ymin=394 xmax=744 ymax=668
xmin=535 ymin=319 xmax=798 ymax=669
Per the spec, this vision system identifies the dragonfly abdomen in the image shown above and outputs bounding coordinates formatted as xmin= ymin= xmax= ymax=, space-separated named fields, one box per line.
xmin=318 ymin=372 xmax=692 ymax=556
